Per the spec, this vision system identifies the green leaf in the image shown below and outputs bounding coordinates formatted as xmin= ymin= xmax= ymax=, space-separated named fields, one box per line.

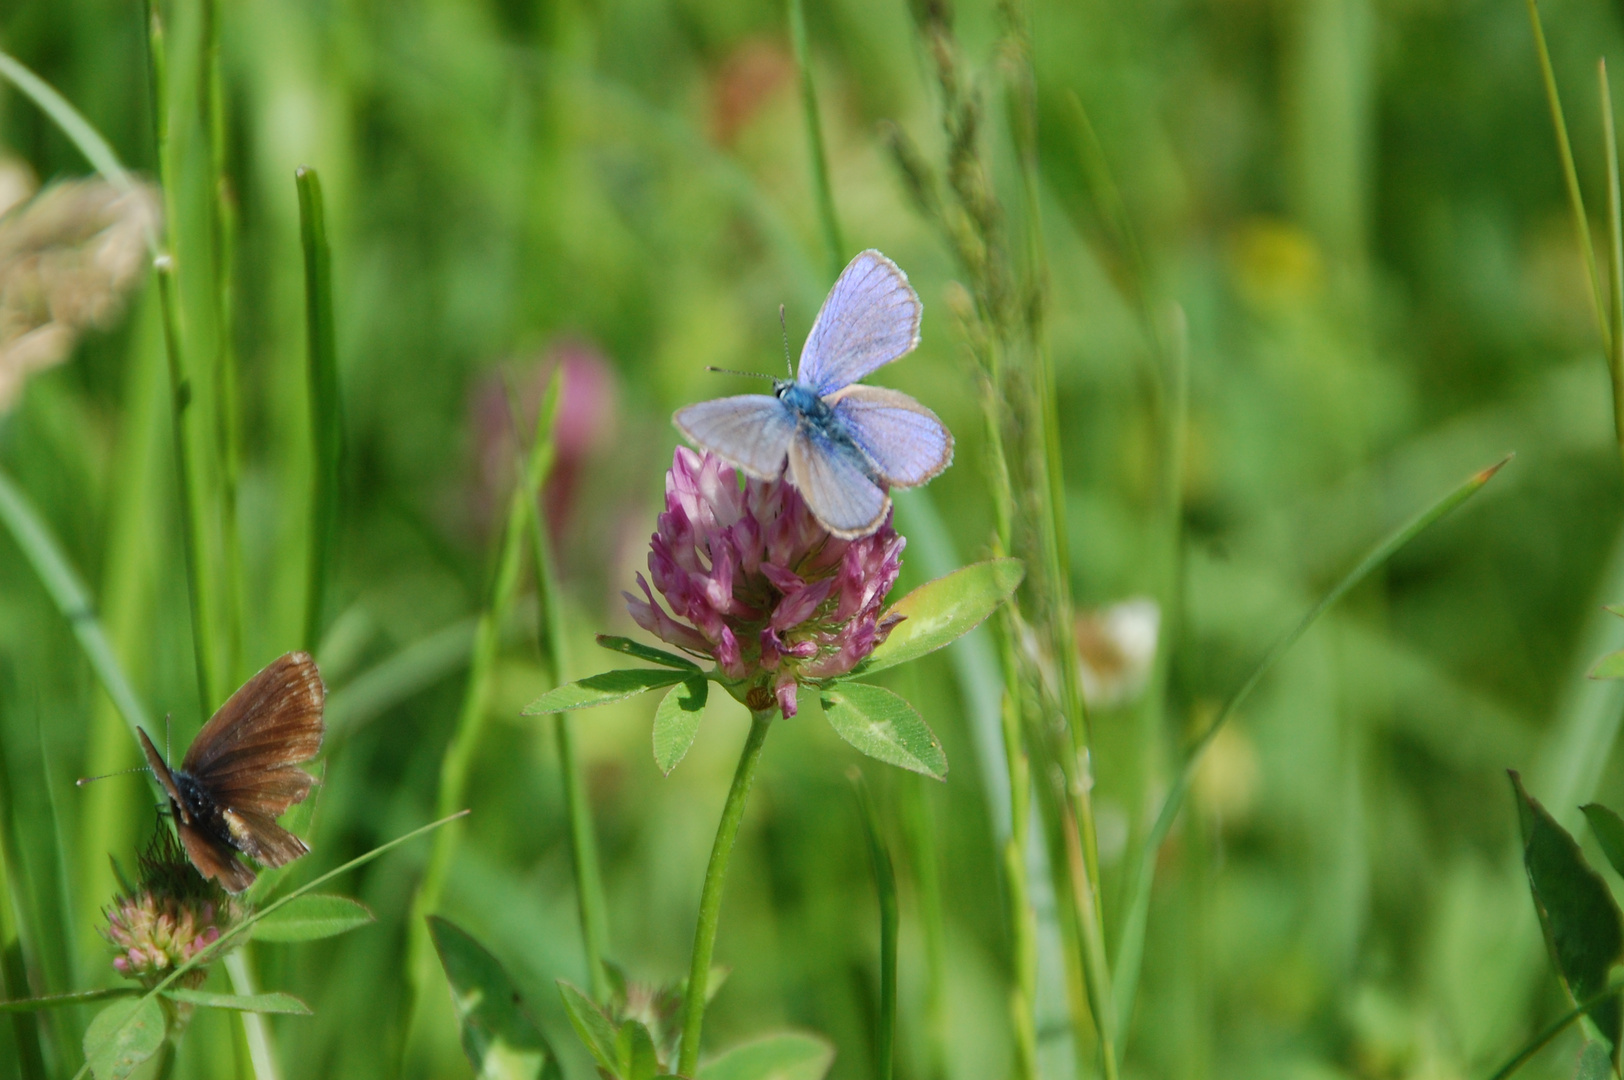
xmin=428 ymin=917 xmax=560 ymax=1080
xmin=617 ymin=1019 xmax=661 ymax=1080
xmin=820 ymin=684 xmax=947 ymax=780
xmin=252 ymin=894 xmax=375 ymax=943
xmin=697 ymin=1032 xmax=835 ymax=1080
xmin=82 ymin=998 xmax=164 ymax=1080
xmin=861 ymin=559 xmax=1023 ymax=675
xmin=1585 ymin=803 xmax=1624 ymax=879
xmin=557 ymin=980 xmax=620 ymax=1075
xmin=161 ymin=989 xmax=311 ymax=1015
xmin=1576 ymin=1041 xmax=1613 ymax=1080
xmin=597 ymin=635 xmax=700 ymax=671
xmin=653 ymin=678 xmax=708 ymax=775
xmin=523 ymin=669 xmax=688 ymax=714
xmin=1510 ymin=772 xmax=1624 ymax=1048
xmin=1592 ymin=650 xmax=1624 ymax=680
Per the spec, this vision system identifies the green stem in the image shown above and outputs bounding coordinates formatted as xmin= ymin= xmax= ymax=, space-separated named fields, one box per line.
xmin=851 ymin=771 xmax=897 ymax=1080
xmin=297 ymin=167 xmax=342 ymax=655
xmin=788 ymin=0 xmax=844 ymax=278
xmin=898 ymin=775 xmax=947 ymax=1080
xmin=677 ymin=711 xmax=773 ymax=1075
xmin=1488 ymin=984 xmax=1624 ymax=1080
xmin=995 ymin=610 xmax=1038 ymax=1080
xmin=201 ymin=0 xmax=244 ymax=687
xmin=0 ymin=776 xmax=47 ymax=1080
xmin=156 ymin=258 xmax=215 ymax=717
xmin=1600 ymin=60 xmax=1624 ymax=480
xmin=509 ymin=374 xmax=612 ymax=1001
xmin=224 ymin=952 xmax=278 ymax=1080
xmin=1525 ymin=0 xmax=1612 ymax=357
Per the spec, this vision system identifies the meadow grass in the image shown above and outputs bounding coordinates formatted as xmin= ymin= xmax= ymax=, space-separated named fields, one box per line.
xmin=6 ymin=0 xmax=1624 ymax=1078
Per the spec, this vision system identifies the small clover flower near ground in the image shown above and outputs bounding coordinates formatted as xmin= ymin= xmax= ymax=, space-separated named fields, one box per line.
xmin=103 ymin=826 xmax=240 ymax=990
xmin=626 ymin=447 xmax=905 ymax=717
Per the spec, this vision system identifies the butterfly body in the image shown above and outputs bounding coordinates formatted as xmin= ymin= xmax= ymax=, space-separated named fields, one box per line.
xmin=139 ymin=652 xmax=325 ymax=893
xmin=675 ymin=250 xmax=953 ymax=538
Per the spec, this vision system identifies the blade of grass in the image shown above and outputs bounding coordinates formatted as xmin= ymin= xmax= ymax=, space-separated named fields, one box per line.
xmin=850 ymin=770 xmax=897 ymax=1080
xmin=72 ymin=811 xmax=469 ymax=1080
xmin=1111 ymin=455 xmax=1511 ymax=1045
xmin=897 ymin=772 xmax=947 ymax=1080
xmin=403 ymin=369 xmax=565 ymax=1043
xmin=297 ymin=167 xmax=343 ymax=655
xmin=787 ymin=0 xmax=844 ymax=278
xmin=223 ymin=953 xmax=278 ymax=1080
xmin=0 ymin=743 xmax=48 ymax=1080
xmin=1601 ymin=60 xmax=1624 ymax=479
xmin=1525 ymin=0 xmax=1611 ymax=356
xmin=1489 ymin=982 xmax=1624 ymax=1080
xmin=0 ymin=51 xmax=140 ymax=199
xmin=201 ymin=0 xmax=244 ymax=689
xmin=0 ymin=988 xmax=137 ymax=1015
xmin=505 ymin=373 xmax=611 ymax=1003
xmin=0 ymin=468 xmax=152 ymax=736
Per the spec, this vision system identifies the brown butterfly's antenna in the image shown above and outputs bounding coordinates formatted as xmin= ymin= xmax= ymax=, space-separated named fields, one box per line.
xmin=779 ymin=304 xmax=792 ymax=377
xmin=705 ymin=366 xmax=775 ymax=381
xmin=76 ymin=764 xmax=149 ymax=788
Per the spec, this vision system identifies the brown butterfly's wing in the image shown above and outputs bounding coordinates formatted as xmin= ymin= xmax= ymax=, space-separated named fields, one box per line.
xmin=184 ymin=652 xmax=325 ymax=819
xmin=177 ymin=820 xmax=256 ymax=893
xmin=222 ymin=809 xmax=310 ymax=868
xmin=137 ymin=727 xmax=187 ymax=821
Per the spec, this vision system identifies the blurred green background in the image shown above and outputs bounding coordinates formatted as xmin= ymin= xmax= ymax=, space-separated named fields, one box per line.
xmin=6 ymin=0 xmax=1624 ymax=1077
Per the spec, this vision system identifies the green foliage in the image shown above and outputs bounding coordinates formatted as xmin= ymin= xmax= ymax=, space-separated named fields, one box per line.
xmin=428 ymin=917 xmax=561 ymax=1080
xmin=696 ymin=1033 xmax=835 ymax=1080
xmin=522 ymin=669 xmax=689 ymax=714
xmin=1576 ymin=1041 xmax=1613 ymax=1080
xmin=1511 ymin=772 xmax=1624 ymax=1047
xmin=81 ymin=998 xmax=163 ymax=1080
xmin=252 ymin=894 xmax=375 ymax=943
xmin=1585 ymin=803 xmax=1624 ymax=879
xmin=653 ymin=677 xmax=709 ymax=775
xmin=859 ymin=559 xmax=1024 ymax=675
xmin=820 ymin=684 xmax=947 ymax=779
xmin=597 ymin=636 xmax=701 ymax=671
xmin=161 ymin=988 xmax=312 ymax=1015
xmin=557 ymin=979 xmax=663 ymax=1080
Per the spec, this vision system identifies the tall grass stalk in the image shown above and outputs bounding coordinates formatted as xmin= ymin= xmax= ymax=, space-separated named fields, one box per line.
xmin=898 ymin=774 xmax=947 ymax=1080
xmin=200 ymin=0 xmax=245 ymax=684
xmin=0 ymin=741 xmax=48 ymax=1080
xmin=506 ymin=375 xmax=612 ymax=1002
xmin=787 ymin=0 xmax=844 ymax=278
xmin=404 ymin=373 xmax=564 ymax=1037
xmin=851 ymin=770 xmax=898 ymax=1080
xmin=677 ymin=710 xmax=773 ymax=1076
xmin=297 ymin=167 xmax=342 ymax=656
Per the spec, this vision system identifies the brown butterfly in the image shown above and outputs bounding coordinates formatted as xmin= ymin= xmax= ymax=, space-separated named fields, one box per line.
xmin=138 ymin=652 xmax=326 ymax=893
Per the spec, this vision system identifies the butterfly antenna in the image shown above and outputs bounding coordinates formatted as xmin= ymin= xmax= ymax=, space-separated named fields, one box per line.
xmin=76 ymin=765 xmax=149 ymax=788
xmin=705 ymin=366 xmax=776 ymax=381
xmin=779 ymin=304 xmax=793 ymax=377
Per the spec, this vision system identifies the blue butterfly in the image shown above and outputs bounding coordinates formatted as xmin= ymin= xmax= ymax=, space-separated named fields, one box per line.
xmin=674 ymin=250 xmax=954 ymax=538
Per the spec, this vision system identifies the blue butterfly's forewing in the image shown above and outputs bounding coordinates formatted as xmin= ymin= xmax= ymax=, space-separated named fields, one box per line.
xmin=674 ymin=395 xmax=797 ymax=479
xmin=797 ymin=250 xmax=922 ymax=396
xmin=787 ymin=425 xmax=890 ymax=538
xmin=828 ymin=385 xmax=954 ymax=488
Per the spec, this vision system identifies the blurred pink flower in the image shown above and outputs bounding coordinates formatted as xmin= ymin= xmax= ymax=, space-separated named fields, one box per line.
xmin=627 ymin=448 xmax=905 ymax=717
xmin=469 ymin=341 xmax=618 ymax=539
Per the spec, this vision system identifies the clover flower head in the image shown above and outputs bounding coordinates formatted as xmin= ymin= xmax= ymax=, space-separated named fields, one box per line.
xmin=626 ymin=448 xmax=905 ymax=717
xmin=102 ymin=828 xmax=238 ymax=989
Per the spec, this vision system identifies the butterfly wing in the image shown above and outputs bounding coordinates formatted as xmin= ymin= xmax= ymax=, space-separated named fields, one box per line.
xmin=797 ymin=250 xmax=923 ymax=396
xmin=221 ymin=809 xmax=310 ymax=868
xmin=177 ymin=820 xmax=256 ymax=893
xmin=184 ymin=652 xmax=324 ymax=820
xmin=787 ymin=427 xmax=891 ymax=538
xmin=828 ymin=385 xmax=954 ymax=488
xmin=137 ymin=727 xmax=187 ymax=818
xmin=673 ymin=395 xmax=797 ymax=479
